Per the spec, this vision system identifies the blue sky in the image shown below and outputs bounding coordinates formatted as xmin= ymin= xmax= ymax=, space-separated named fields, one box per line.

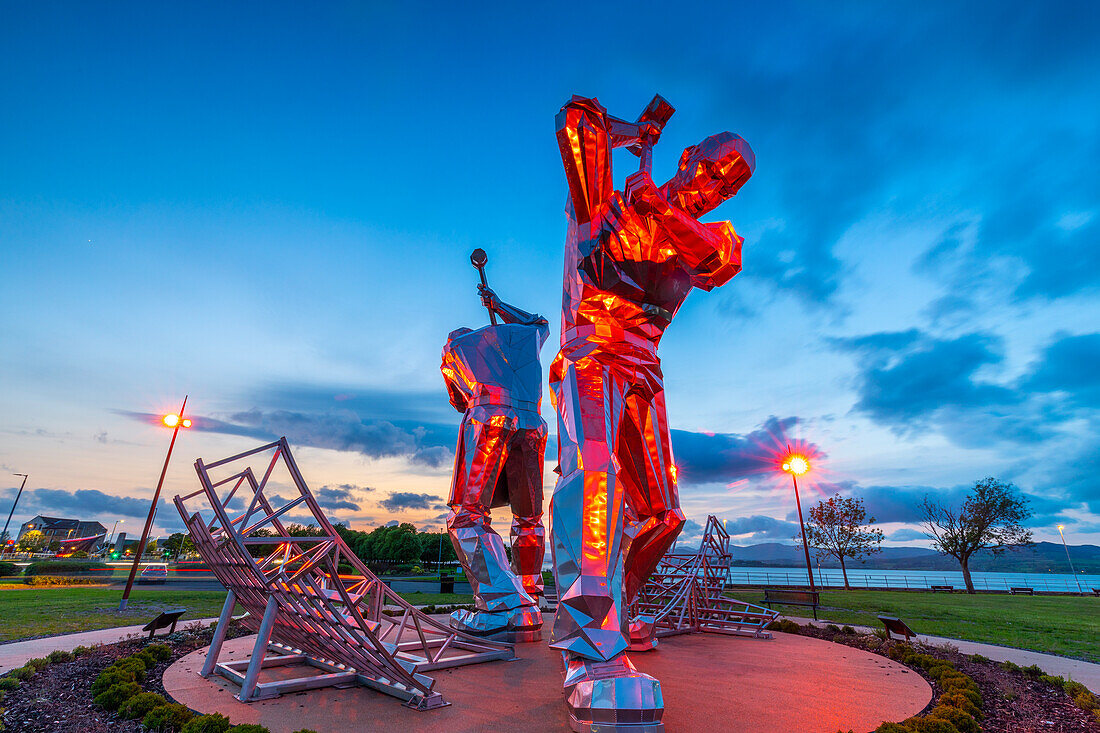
xmin=1 ymin=2 xmax=1098 ymax=549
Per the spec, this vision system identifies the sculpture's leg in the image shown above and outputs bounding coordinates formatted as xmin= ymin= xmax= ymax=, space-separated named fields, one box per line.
xmin=506 ymin=423 xmax=547 ymax=600
xmin=620 ymin=384 xmax=685 ymax=651
xmin=201 ymin=590 xmax=237 ymax=677
xmin=549 ymin=355 xmax=664 ymax=732
xmin=447 ymin=416 xmax=539 ymax=637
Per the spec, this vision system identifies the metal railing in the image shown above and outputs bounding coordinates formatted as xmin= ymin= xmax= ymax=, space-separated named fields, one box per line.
xmin=725 ymin=568 xmax=1097 ymax=593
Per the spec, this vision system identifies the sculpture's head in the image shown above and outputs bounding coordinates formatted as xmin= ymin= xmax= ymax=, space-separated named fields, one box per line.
xmin=661 ymin=132 xmax=755 ymax=218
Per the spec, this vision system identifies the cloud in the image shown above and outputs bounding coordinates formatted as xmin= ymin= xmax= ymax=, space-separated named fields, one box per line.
xmin=671 ymin=416 xmax=806 ymax=485
xmin=315 ymin=484 xmax=369 ymax=512
xmin=722 ymin=515 xmax=800 ymax=541
xmin=7 ymin=487 xmax=170 ymax=520
xmin=1024 ymin=333 xmax=1100 ymax=408
xmin=887 ymin=528 xmax=928 ymax=542
xmin=120 ymin=407 xmax=454 ymax=467
xmin=379 ymin=492 xmax=447 ymax=512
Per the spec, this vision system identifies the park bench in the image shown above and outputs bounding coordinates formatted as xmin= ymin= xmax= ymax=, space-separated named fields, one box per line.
xmin=930 ymin=585 xmax=954 ymax=593
xmin=142 ymin=608 xmax=186 ymax=638
xmin=1009 ymin=587 xmax=1034 ymax=595
xmin=762 ymin=588 xmax=820 ymax=620
xmin=1091 ymin=588 xmax=1099 ymax=596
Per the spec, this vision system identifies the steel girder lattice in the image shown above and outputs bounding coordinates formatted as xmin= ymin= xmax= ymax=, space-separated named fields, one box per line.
xmin=630 ymin=516 xmax=778 ymax=640
xmin=548 ymin=93 xmax=755 ymax=732
xmin=174 ymin=438 xmax=514 ymax=709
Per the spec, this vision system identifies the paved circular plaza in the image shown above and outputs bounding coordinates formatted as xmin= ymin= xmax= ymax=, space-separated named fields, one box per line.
xmin=164 ymin=630 xmax=931 ymax=732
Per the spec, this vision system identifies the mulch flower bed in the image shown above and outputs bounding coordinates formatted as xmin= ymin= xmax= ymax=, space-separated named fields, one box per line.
xmin=0 ymin=621 xmax=251 ymax=733
xmin=3 ymin=616 xmax=1098 ymax=732
xmin=775 ymin=620 xmax=1100 ymax=732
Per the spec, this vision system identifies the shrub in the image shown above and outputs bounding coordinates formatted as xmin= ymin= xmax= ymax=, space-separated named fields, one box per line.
xmin=0 ymin=678 xmax=20 ymax=692
xmin=825 ymin=624 xmax=841 ymax=632
xmin=999 ymin=660 xmax=1021 ymax=673
xmin=227 ymin=726 xmax=271 ymax=733
xmin=874 ymin=724 xmax=911 ymax=733
xmin=69 ymin=550 xmax=91 ymax=558
xmin=24 ymin=657 xmax=49 ymax=672
xmin=93 ymin=681 xmax=142 ymax=711
xmin=145 ymin=643 xmax=174 ymax=661
xmin=119 ymin=691 xmax=168 ymax=719
xmin=1038 ymin=674 xmax=1065 ymax=686
xmin=114 ymin=656 xmax=149 ymax=676
xmin=24 ymin=575 xmax=101 ymax=586
xmin=0 ymin=562 xmax=19 ymax=577
xmin=9 ymin=667 xmax=34 ymax=681
xmin=23 ymin=560 xmax=111 ymax=576
xmin=143 ymin=703 xmax=195 ymax=732
xmin=928 ymin=705 xmax=980 ymax=733
xmin=1021 ymin=664 xmax=1045 ymax=679
xmin=841 ymin=625 xmax=856 ymax=635
xmin=181 ymin=713 xmax=232 ymax=733
xmin=134 ymin=650 xmax=159 ymax=669
xmin=968 ymin=653 xmax=989 ymax=664
xmin=71 ymin=645 xmax=94 ymax=657
xmin=91 ymin=665 xmax=141 ymax=695
xmin=765 ymin=619 xmax=802 ymax=634
xmin=47 ymin=650 xmax=74 ymax=664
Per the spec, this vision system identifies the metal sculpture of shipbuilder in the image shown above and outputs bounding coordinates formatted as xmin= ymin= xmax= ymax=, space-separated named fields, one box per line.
xmin=440 ymin=248 xmax=549 ymax=642
xmin=549 ymin=94 xmax=755 ymax=732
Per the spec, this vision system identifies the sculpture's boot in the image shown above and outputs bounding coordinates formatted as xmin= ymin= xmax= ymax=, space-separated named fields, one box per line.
xmin=562 ymin=652 xmax=664 ymax=733
xmin=627 ymin=615 xmax=658 ymax=652
xmin=450 ymin=604 xmax=543 ymax=642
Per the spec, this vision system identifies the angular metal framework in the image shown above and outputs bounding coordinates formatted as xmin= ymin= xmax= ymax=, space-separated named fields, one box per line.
xmin=631 ymin=516 xmax=778 ymax=639
xmin=174 ymin=438 xmax=514 ymax=709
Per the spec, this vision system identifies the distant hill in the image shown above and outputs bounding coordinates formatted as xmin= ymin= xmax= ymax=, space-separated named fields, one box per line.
xmin=729 ymin=541 xmax=1100 ymax=574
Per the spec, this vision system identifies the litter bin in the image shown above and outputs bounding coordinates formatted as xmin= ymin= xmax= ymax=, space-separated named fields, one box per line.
xmin=440 ymin=571 xmax=454 ymax=594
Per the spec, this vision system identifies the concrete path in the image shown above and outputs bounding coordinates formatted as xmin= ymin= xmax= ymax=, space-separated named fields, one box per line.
xmin=0 ymin=618 xmax=218 ymax=674
xmin=784 ymin=615 xmax=1100 ymax=694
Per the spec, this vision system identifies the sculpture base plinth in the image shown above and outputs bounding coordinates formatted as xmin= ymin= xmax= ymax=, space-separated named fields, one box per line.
xmin=569 ymin=716 xmax=663 ymax=733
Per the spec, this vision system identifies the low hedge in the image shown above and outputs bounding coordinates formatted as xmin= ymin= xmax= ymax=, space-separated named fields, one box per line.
xmin=0 ymin=561 xmax=19 ymax=577
xmin=143 ymin=703 xmax=195 ymax=732
xmin=874 ymin=644 xmax=983 ymax=733
xmin=24 ymin=575 xmax=103 ymax=586
xmin=119 ymin=691 xmax=168 ymax=720
xmin=23 ymin=560 xmax=111 ymax=577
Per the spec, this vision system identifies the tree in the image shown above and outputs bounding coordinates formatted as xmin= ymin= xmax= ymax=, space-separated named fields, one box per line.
xmin=920 ymin=477 xmax=1033 ymax=594
xmin=803 ymin=493 xmax=883 ymax=589
xmin=163 ymin=533 xmax=195 ymax=561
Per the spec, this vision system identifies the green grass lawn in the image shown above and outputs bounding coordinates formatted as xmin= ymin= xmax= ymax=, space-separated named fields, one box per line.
xmin=0 ymin=586 xmax=476 ymax=642
xmin=728 ymin=588 xmax=1100 ymax=662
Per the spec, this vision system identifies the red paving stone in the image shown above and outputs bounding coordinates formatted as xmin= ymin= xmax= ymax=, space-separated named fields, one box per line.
xmin=165 ymin=629 xmax=928 ymax=730
xmin=164 ymin=631 xmax=931 ymax=732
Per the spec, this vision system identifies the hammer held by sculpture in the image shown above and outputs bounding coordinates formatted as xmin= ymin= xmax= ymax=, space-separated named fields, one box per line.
xmin=549 ymin=94 xmax=755 ymax=732
xmin=440 ymin=249 xmax=550 ymax=641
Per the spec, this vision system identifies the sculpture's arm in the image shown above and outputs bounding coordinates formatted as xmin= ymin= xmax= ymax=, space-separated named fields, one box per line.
xmin=478 ymin=285 xmax=549 ymax=329
xmin=626 ymin=172 xmax=743 ymax=290
xmin=440 ymin=339 xmax=475 ymax=413
xmin=555 ymin=96 xmax=656 ymax=225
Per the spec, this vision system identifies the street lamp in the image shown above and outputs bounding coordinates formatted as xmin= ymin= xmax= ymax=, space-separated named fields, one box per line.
xmin=1056 ymin=524 xmax=1083 ymax=594
xmin=108 ymin=520 xmax=122 ymax=545
xmin=120 ymin=397 xmax=190 ymax=611
xmin=781 ymin=451 xmax=816 ymax=593
xmin=1 ymin=473 xmax=29 ymax=556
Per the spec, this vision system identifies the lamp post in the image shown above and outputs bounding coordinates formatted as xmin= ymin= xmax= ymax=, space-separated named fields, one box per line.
xmin=1056 ymin=524 xmax=1083 ymax=594
xmin=119 ymin=397 xmax=191 ymax=611
xmin=1 ymin=473 xmax=29 ymax=556
xmin=108 ymin=520 xmax=122 ymax=545
xmin=782 ymin=452 xmax=816 ymax=593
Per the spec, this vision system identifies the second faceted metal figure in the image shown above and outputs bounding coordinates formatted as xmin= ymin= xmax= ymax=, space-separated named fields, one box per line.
xmin=441 ymin=259 xmax=549 ymax=641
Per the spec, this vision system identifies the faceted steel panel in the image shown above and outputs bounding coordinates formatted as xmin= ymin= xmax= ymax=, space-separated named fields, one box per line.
xmin=548 ymin=94 xmax=755 ymax=732
xmin=441 ymin=287 xmax=550 ymax=636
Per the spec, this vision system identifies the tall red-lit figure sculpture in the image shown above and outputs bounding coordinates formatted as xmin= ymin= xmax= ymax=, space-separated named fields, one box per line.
xmin=549 ymin=95 xmax=755 ymax=731
xmin=441 ymin=260 xmax=549 ymax=642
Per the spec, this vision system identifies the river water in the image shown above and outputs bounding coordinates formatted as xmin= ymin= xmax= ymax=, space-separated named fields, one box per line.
xmin=725 ymin=566 xmax=1099 ymax=592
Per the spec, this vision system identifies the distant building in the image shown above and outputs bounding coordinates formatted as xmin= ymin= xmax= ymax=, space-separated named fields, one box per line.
xmin=18 ymin=516 xmax=108 ymax=546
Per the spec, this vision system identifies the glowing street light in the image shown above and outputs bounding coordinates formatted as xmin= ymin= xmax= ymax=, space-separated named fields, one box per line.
xmin=782 ymin=450 xmax=816 ymax=593
xmin=120 ymin=396 xmax=190 ymax=611
xmin=1 ymin=473 xmax=29 ymax=556
xmin=1056 ymin=524 xmax=1083 ymax=594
